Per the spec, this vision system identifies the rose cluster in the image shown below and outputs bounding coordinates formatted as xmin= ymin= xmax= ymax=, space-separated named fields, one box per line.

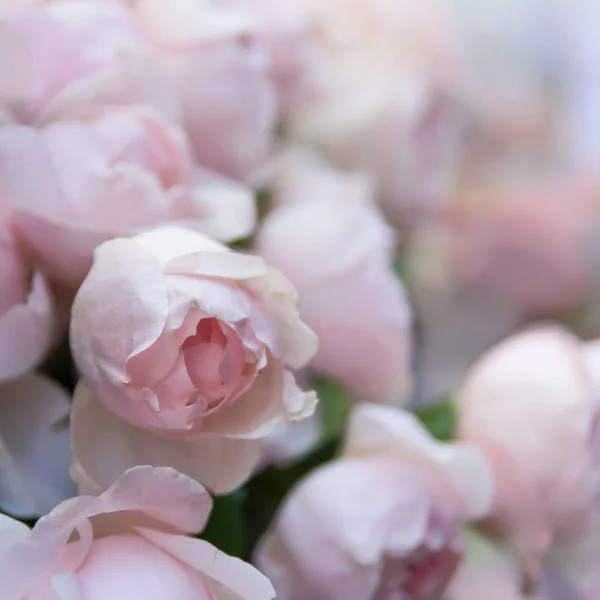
xmin=1 ymin=0 xmax=600 ymax=599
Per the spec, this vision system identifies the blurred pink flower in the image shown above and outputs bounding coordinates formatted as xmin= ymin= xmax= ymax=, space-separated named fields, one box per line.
xmin=0 ymin=214 xmax=55 ymax=381
xmin=70 ymin=226 xmax=318 ymax=494
xmin=256 ymin=154 xmax=412 ymax=403
xmin=456 ymin=325 xmax=600 ymax=587
xmin=0 ymin=465 xmax=275 ymax=600
xmin=132 ymin=0 xmax=278 ymax=183
xmin=0 ymin=373 xmax=74 ymax=517
xmin=282 ymin=0 xmax=469 ymax=224
xmin=0 ymin=105 xmax=255 ymax=287
xmin=0 ymin=0 xmax=175 ymax=124
xmin=407 ymin=173 xmax=595 ymax=403
xmin=451 ymin=175 xmax=594 ymax=316
xmin=256 ymin=403 xmax=492 ymax=600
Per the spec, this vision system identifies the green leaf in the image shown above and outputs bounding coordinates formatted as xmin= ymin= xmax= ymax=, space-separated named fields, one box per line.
xmin=312 ymin=377 xmax=353 ymax=446
xmin=393 ymin=256 xmax=410 ymax=283
xmin=414 ymin=398 xmax=456 ymax=441
xmin=202 ymin=489 xmax=247 ymax=558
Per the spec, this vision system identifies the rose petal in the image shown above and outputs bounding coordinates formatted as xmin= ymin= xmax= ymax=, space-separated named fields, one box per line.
xmin=0 ymin=271 xmax=56 ymax=382
xmin=0 ymin=464 xmax=213 ymax=599
xmin=137 ymin=529 xmax=275 ymax=600
xmin=344 ymin=403 xmax=493 ymax=520
xmin=70 ymin=237 xmax=169 ymax=392
xmin=71 ymin=383 xmax=262 ymax=495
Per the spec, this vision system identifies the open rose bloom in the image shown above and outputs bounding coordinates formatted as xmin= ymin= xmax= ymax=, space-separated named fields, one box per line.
xmin=256 ymin=403 xmax=492 ymax=600
xmin=70 ymin=226 xmax=318 ymax=494
xmin=0 ymin=466 xmax=275 ymax=600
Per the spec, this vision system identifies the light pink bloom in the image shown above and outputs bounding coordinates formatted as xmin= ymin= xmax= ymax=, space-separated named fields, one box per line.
xmin=0 ymin=105 xmax=255 ymax=287
xmin=283 ymin=0 xmax=468 ymax=224
xmin=70 ymin=226 xmax=318 ymax=494
xmin=0 ymin=373 xmax=74 ymax=517
xmin=0 ymin=466 xmax=275 ymax=600
xmin=132 ymin=0 xmax=277 ymax=183
xmin=0 ymin=214 xmax=55 ymax=382
xmin=406 ymin=174 xmax=594 ymax=403
xmin=0 ymin=0 xmax=175 ymax=124
xmin=256 ymin=403 xmax=492 ymax=600
xmin=456 ymin=325 xmax=600 ymax=587
xmin=449 ymin=175 xmax=593 ymax=317
xmin=256 ymin=155 xmax=412 ymax=403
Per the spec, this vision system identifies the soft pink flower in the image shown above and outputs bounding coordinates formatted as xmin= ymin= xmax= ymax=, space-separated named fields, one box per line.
xmin=0 ymin=466 xmax=275 ymax=600
xmin=283 ymin=0 xmax=468 ymax=224
xmin=70 ymin=226 xmax=318 ymax=494
xmin=0 ymin=214 xmax=55 ymax=381
xmin=0 ymin=0 xmax=175 ymax=124
xmin=406 ymin=173 xmax=594 ymax=403
xmin=0 ymin=105 xmax=255 ymax=287
xmin=456 ymin=325 xmax=600 ymax=587
xmin=256 ymin=155 xmax=412 ymax=403
xmin=0 ymin=373 xmax=74 ymax=517
xmin=132 ymin=0 xmax=277 ymax=183
xmin=255 ymin=403 xmax=492 ymax=600
xmin=450 ymin=175 xmax=593 ymax=316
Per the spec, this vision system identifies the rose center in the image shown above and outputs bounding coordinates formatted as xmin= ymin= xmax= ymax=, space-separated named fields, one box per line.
xmin=372 ymin=545 xmax=459 ymax=600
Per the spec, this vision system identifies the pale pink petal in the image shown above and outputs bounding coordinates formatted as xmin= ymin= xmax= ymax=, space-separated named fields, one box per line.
xmin=0 ymin=514 xmax=30 ymax=554
xmin=13 ymin=213 xmax=110 ymax=288
xmin=170 ymin=40 xmax=276 ymax=183
xmin=138 ymin=529 xmax=275 ymax=600
xmin=0 ymin=465 xmax=212 ymax=599
xmin=71 ymin=384 xmax=262 ymax=495
xmin=344 ymin=404 xmax=493 ymax=520
xmin=39 ymin=51 xmax=180 ymax=124
xmin=134 ymin=226 xmax=229 ymax=266
xmin=134 ymin=0 xmax=254 ymax=46
xmin=169 ymin=172 xmax=257 ymax=242
xmin=259 ymin=407 xmax=323 ymax=470
xmin=69 ymin=534 xmax=215 ymax=600
xmin=0 ymin=374 xmax=74 ymax=517
xmin=0 ymin=0 xmax=148 ymax=122
xmin=203 ymin=361 xmax=316 ymax=439
xmin=245 ymin=266 xmax=319 ymax=369
xmin=70 ymin=237 xmax=169 ymax=397
xmin=0 ymin=271 xmax=56 ymax=382
xmin=51 ymin=572 xmax=83 ymax=600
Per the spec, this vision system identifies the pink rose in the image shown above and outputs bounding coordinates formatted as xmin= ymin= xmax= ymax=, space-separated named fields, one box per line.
xmin=132 ymin=0 xmax=277 ymax=183
xmin=0 ymin=0 xmax=173 ymax=124
xmin=283 ymin=0 xmax=468 ymax=224
xmin=0 ymin=105 xmax=255 ymax=287
xmin=451 ymin=175 xmax=593 ymax=317
xmin=255 ymin=403 xmax=492 ymax=600
xmin=406 ymin=174 xmax=594 ymax=403
xmin=456 ymin=325 xmax=600 ymax=587
xmin=70 ymin=226 xmax=318 ymax=494
xmin=0 ymin=466 xmax=275 ymax=600
xmin=256 ymin=155 xmax=412 ymax=403
xmin=0 ymin=214 xmax=55 ymax=381
xmin=0 ymin=373 xmax=74 ymax=517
